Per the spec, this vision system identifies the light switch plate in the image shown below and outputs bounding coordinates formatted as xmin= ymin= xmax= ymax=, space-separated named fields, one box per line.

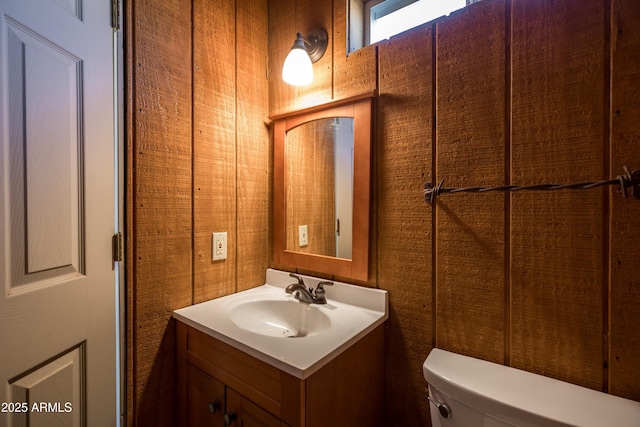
xmin=299 ymin=225 xmax=308 ymax=247
xmin=212 ymin=232 xmax=227 ymax=261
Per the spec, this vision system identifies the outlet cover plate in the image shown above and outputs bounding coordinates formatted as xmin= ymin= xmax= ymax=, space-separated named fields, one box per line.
xmin=212 ymin=232 xmax=227 ymax=261
xmin=299 ymin=225 xmax=308 ymax=247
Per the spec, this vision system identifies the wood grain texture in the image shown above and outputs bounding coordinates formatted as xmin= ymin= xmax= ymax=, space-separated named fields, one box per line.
xmin=226 ymin=388 xmax=284 ymax=427
xmin=182 ymin=325 xmax=284 ymax=418
xmin=236 ymin=0 xmax=271 ymax=291
xmin=335 ymin=4 xmax=379 ymax=289
xmin=332 ymin=0 xmax=377 ymax=100
xmin=271 ymin=96 xmax=373 ymax=281
xmin=435 ymin=0 xmax=507 ymax=364
xmin=291 ymin=0 xmax=334 ymax=107
xmin=179 ymin=322 xmax=286 ymax=426
xmin=609 ymin=0 xmax=640 ymax=401
xmin=128 ymin=0 xmax=193 ymax=425
xmin=125 ymin=0 xmax=135 ymax=421
xmin=193 ymin=0 xmax=237 ymax=303
xmin=184 ymin=363 xmax=225 ymax=427
xmin=377 ymin=25 xmax=433 ymax=427
xmin=510 ymin=0 xmax=606 ymax=390
xmin=268 ymin=0 xmax=296 ymax=115
xmin=125 ymin=0 xmax=640 ymax=424
xmin=179 ymin=321 xmax=383 ymax=427
xmin=305 ymin=325 xmax=384 ymax=427
xmin=285 ymin=120 xmax=336 ymax=256
xmin=128 ymin=0 xmax=271 ymax=424
xmin=272 ymin=94 xmax=373 ymax=281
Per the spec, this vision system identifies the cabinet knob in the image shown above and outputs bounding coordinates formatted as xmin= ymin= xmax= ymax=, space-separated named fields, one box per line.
xmin=224 ymin=411 xmax=237 ymax=425
xmin=208 ymin=400 xmax=220 ymax=414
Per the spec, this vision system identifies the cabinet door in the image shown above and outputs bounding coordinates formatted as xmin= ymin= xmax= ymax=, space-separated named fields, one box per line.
xmin=225 ymin=387 xmax=286 ymax=427
xmin=187 ymin=363 xmax=225 ymax=426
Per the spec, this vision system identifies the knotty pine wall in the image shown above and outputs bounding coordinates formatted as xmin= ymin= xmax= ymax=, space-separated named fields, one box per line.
xmin=125 ymin=0 xmax=639 ymax=425
xmin=269 ymin=0 xmax=640 ymax=426
xmin=125 ymin=0 xmax=269 ymax=425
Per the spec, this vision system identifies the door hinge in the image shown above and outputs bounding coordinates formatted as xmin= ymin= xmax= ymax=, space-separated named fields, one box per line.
xmin=112 ymin=232 xmax=123 ymax=263
xmin=111 ymin=0 xmax=120 ymax=30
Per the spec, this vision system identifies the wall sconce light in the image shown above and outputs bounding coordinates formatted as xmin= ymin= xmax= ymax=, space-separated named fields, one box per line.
xmin=282 ymin=29 xmax=328 ymax=86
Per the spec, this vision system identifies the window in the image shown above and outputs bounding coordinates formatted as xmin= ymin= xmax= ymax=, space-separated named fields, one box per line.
xmin=364 ymin=0 xmax=469 ymax=45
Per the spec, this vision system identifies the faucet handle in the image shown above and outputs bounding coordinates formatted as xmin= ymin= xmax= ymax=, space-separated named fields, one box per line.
xmin=316 ymin=281 xmax=334 ymax=290
xmin=312 ymin=281 xmax=333 ymax=304
xmin=289 ymin=273 xmax=304 ymax=285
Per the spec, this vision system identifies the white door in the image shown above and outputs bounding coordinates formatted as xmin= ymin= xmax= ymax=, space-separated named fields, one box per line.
xmin=0 ymin=0 xmax=117 ymax=426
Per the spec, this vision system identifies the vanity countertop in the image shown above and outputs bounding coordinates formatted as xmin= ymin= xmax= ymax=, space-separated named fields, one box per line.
xmin=173 ymin=269 xmax=388 ymax=379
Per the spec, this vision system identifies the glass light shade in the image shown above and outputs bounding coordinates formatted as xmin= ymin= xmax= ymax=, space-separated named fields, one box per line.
xmin=282 ymin=47 xmax=313 ymax=86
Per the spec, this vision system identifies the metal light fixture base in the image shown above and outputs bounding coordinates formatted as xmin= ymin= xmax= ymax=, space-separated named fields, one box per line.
xmin=304 ymin=28 xmax=328 ymax=63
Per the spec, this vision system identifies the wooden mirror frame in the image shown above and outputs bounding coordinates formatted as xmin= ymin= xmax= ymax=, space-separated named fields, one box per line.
xmin=271 ymin=92 xmax=374 ymax=281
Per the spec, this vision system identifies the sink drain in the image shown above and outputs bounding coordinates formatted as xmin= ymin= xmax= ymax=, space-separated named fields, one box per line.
xmin=283 ymin=329 xmax=297 ymax=338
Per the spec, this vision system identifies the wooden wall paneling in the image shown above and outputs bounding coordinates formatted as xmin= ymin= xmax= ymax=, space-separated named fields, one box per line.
xmin=236 ymin=0 xmax=271 ymax=291
xmin=434 ymin=0 xmax=507 ymax=364
xmin=291 ymin=0 xmax=334 ymax=107
xmin=268 ymin=0 xmax=296 ymax=115
xmin=305 ymin=325 xmax=385 ymax=427
xmin=125 ymin=0 xmax=134 ymax=421
xmin=609 ymin=0 xmax=640 ymax=400
xmin=510 ymin=0 xmax=606 ymax=390
xmin=332 ymin=0 xmax=377 ymax=100
xmin=377 ymin=26 xmax=433 ymax=427
xmin=128 ymin=0 xmax=194 ymax=424
xmin=193 ymin=0 xmax=237 ymax=303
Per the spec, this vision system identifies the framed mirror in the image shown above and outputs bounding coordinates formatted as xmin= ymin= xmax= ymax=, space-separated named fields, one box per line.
xmin=272 ymin=92 xmax=374 ymax=281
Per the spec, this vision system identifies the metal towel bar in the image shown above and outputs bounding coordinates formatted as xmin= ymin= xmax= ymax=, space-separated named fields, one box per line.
xmin=424 ymin=166 xmax=640 ymax=204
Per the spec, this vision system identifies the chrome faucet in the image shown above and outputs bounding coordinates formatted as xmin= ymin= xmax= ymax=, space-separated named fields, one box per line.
xmin=285 ymin=273 xmax=314 ymax=303
xmin=312 ymin=281 xmax=334 ymax=304
xmin=285 ymin=273 xmax=333 ymax=304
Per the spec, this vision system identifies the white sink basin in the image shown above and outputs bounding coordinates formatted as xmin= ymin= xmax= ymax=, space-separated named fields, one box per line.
xmin=173 ymin=269 xmax=388 ymax=379
xmin=229 ymin=300 xmax=331 ymax=338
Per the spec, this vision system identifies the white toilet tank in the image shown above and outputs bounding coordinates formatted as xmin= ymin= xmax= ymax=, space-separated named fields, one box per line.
xmin=423 ymin=348 xmax=640 ymax=427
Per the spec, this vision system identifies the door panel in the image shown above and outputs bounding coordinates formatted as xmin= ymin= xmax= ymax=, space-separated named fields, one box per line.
xmin=6 ymin=15 xmax=84 ymax=287
xmin=9 ymin=345 xmax=83 ymax=426
xmin=0 ymin=0 xmax=117 ymax=425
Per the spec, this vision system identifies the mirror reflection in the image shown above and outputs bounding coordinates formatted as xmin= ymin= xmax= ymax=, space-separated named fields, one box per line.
xmin=285 ymin=118 xmax=354 ymax=259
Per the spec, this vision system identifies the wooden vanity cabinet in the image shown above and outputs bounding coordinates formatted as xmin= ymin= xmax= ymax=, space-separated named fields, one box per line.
xmin=184 ymin=362 xmax=225 ymax=426
xmin=176 ymin=321 xmax=385 ymax=427
xmin=182 ymin=362 xmax=281 ymax=427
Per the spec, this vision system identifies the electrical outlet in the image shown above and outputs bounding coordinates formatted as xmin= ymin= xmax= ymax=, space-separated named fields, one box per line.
xmin=212 ymin=232 xmax=227 ymax=261
xmin=299 ymin=225 xmax=308 ymax=247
